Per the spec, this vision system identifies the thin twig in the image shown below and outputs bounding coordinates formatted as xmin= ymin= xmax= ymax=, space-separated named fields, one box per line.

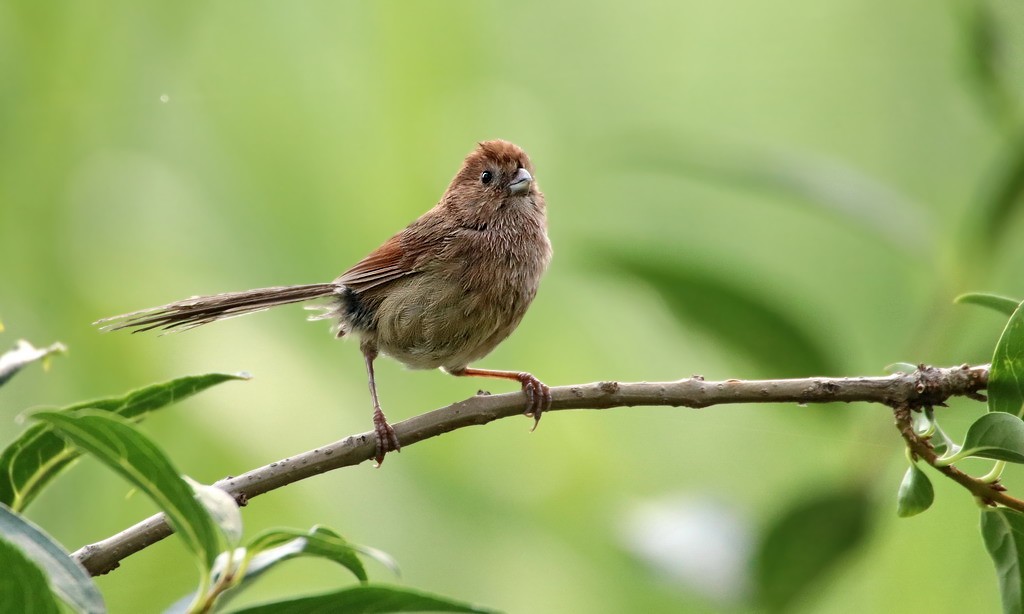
xmin=72 ymin=364 xmax=990 ymax=576
xmin=882 ymin=364 xmax=1024 ymax=509
xmin=893 ymin=405 xmax=1024 ymax=510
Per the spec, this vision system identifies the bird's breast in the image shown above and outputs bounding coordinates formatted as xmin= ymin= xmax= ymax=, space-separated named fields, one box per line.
xmin=371 ymin=222 xmax=550 ymax=370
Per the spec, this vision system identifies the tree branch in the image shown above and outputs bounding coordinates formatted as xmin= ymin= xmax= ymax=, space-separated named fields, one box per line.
xmin=72 ymin=364 xmax=990 ymax=576
xmin=894 ymin=405 xmax=1024 ymax=512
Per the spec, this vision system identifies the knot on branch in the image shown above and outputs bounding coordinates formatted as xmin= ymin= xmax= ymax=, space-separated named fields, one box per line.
xmin=907 ymin=365 xmax=952 ymax=411
xmin=901 ymin=364 xmax=988 ymax=411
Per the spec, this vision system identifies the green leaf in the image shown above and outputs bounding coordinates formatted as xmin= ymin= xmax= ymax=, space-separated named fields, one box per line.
xmin=956 ymin=293 xmax=1022 ymax=317
xmin=753 ymin=487 xmax=872 ymax=612
xmin=33 ymin=410 xmax=225 ymax=572
xmin=192 ymin=523 xmax=403 ymax=609
xmin=186 ymin=477 xmax=243 ymax=547
xmin=617 ymin=132 xmax=932 ymax=253
xmin=0 ymin=339 xmax=66 ymax=387
xmin=226 ymin=584 xmax=498 ymax=614
xmin=0 ymin=372 xmax=248 ymax=511
xmin=981 ymin=508 xmax=1024 ymax=614
xmin=170 ymin=526 xmax=404 ymax=613
xmin=885 ymin=362 xmax=920 ymax=375
xmin=929 ymin=421 xmax=958 ymax=457
xmin=0 ymin=503 xmax=105 ymax=613
xmin=350 ymin=543 xmax=402 ymax=580
xmin=955 ymin=413 xmax=1024 ymax=463
xmin=990 ymin=303 xmax=1024 ymax=417
xmin=0 ymin=537 xmax=62 ymax=614
xmin=958 ymin=0 xmax=1018 ymax=126
xmin=244 ymin=526 xmax=374 ymax=583
xmin=895 ymin=463 xmax=934 ymax=518
xmin=972 ymin=130 xmax=1024 ymax=255
xmin=610 ymin=256 xmax=840 ymax=377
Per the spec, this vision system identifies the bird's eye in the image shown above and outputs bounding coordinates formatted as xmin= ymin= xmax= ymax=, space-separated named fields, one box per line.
xmin=480 ymin=170 xmax=493 ymax=185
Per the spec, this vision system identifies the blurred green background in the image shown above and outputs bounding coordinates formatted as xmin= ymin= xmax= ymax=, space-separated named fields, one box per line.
xmin=3 ymin=1 xmax=1024 ymax=612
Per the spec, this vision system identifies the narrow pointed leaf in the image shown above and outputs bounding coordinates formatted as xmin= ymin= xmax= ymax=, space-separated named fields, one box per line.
xmin=973 ymin=131 xmax=1024 ymax=254
xmin=612 ymin=257 xmax=840 ymax=377
xmin=351 ymin=543 xmax=402 ymax=579
xmin=169 ymin=526 xmax=394 ymax=613
xmin=617 ymin=133 xmax=932 ymax=252
xmin=956 ymin=293 xmax=1022 ymax=317
xmin=0 ymin=537 xmax=61 ymax=614
xmin=990 ymin=303 xmax=1024 ymax=417
xmin=981 ymin=508 xmax=1024 ymax=614
xmin=0 ymin=372 xmax=248 ymax=511
xmin=33 ymin=410 xmax=224 ymax=570
xmin=227 ymin=584 xmax=498 ymax=614
xmin=172 ymin=523 xmax=403 ymax=609
xmin=896 ymin=464 xmax=934 ymax=518
xmin=0 ymin=340 xmax=66 ymax=387
xmin=753 ymin=487 xmax=872 ymax=612
xmin=245 ymin=526 xmax=370 ymax=583
xmin=0 ymin=503 xmax=105 ymax=613
xmin=959 ymin=1 xmax=1017 ymax=126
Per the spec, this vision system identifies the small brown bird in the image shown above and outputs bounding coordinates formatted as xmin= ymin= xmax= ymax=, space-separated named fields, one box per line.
xmin=97 ymin=140 xmax=552 ymax=465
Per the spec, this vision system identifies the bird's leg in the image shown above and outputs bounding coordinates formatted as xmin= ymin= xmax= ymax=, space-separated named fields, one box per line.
xmin=362 ymin=342 xmax=400 ymax=466
xmin=447 ymin=367 xmax=551 ymax=430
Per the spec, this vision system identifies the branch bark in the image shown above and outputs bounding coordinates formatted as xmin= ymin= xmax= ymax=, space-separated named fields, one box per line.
xmin=72 ymin=364 xmax=990 ymax=576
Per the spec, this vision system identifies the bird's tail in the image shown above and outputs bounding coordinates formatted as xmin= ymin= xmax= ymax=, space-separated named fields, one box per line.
xmin=95 ymin=283 xmax=339 ymax=333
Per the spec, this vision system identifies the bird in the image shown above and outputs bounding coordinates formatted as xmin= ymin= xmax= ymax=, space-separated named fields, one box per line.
xmin=97 ymin=140 xmax=553 ymax=466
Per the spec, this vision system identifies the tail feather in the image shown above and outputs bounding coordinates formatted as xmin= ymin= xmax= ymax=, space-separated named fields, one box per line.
xmin=96 ymin=283 xmax=339 ymax=333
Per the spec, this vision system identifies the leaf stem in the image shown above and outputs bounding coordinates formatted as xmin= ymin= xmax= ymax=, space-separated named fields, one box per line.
xmin=981 ymin=461 xmax=1007 ymax=484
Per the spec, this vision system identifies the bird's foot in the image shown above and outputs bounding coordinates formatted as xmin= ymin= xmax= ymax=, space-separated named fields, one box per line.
xmin=516 ymin=372 xmax=551 ymax=431
xmin=373 ymin=408 xmax=401 ymax=467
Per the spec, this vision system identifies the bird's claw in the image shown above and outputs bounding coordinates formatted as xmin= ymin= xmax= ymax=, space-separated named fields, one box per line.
xmin=373 ymin=409 xmax=401 ymax=467
xmin=516 ymin=372 xmax=551 ymax=431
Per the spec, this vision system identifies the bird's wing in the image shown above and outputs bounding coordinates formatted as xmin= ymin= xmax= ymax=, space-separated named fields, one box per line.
xmin=335 ymin=233 xmax=423 ymax=292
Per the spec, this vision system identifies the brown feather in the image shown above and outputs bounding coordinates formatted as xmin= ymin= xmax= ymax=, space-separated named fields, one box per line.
xmin=335 ymin=235 xmax=418 ymax=291
xmin=96 ymin=283 xmax=338 ymax=333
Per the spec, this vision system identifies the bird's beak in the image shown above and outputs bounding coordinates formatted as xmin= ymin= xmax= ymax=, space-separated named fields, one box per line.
xmin=508 ymin=167 xmax=533 ymax=195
